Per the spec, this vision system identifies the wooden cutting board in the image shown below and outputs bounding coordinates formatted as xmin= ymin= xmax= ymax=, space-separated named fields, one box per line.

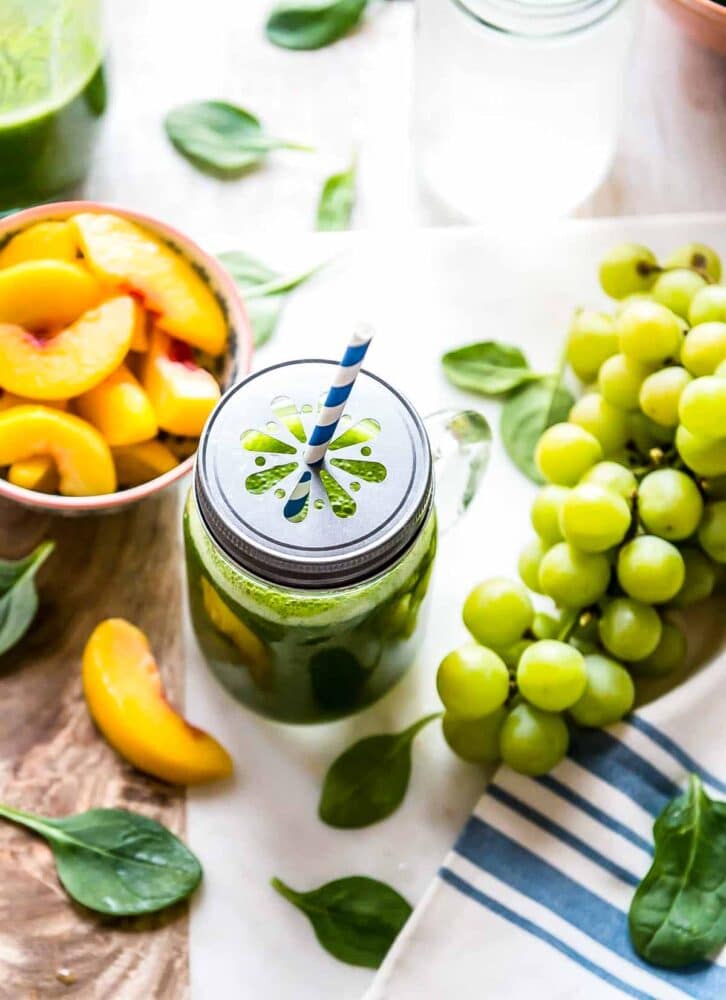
xmin=0 ymin=491 xmax=188 ymax=999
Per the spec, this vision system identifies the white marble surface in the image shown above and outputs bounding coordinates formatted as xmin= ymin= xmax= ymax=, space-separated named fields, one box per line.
xmin=187 ymin=215 xmax=726 ymax=1000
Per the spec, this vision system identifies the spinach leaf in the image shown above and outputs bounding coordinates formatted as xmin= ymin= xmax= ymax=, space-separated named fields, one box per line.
xmin=218 ymin=250 xmax=320 ymax=347
xmin=266 ymin=0 xmax=368 ymax=50
xmin=164 ymin=101 xmax=312 ymax=176
xmin=442 ymin=341 xmax=538 ymax=396
xmin=629 ymin=774 xmax=726 ymax=968
xmin=319 ymin=713 xmax=439 ymax=828
xmin=271 ymin=875 xmax=411 ymax=968
xmin=500 ymin=378 xmax=574 ymax=484
xmin=0 ymin=803 xmax=202 ymax=916
xmin=317 ymin=162 xmax=356 ymax=231
xmin=0 ymin=541 xmax=54 ymax=656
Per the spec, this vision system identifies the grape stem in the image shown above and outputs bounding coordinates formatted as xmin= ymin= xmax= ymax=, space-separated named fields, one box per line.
xmin=556 ymin=609 xmax=581 ymax=643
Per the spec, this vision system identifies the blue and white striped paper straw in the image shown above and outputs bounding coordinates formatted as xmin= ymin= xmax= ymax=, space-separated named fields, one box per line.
xmin=304 ymin=324 xmax=373 ymax=467
xmin=283 ymin=470 xmax=312 ymax=520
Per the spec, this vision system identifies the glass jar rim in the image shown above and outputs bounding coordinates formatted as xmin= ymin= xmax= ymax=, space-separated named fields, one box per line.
xmin=448 ymin=0 xmax=625 ymax=38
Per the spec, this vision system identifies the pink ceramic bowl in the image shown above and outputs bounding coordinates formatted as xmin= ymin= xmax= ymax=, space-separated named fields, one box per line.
xmin=0 ymin=201 xmax=252 ymax=516
xmin=658 ymin=0 xmax=726 ymax=54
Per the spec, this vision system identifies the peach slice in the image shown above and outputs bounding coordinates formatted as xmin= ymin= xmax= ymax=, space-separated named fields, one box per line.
xmin=0 ymin=296 xmax=136 ymax=400
xmin=0 ymin=259 xmax=103 ymax=329
xmin=76 ymin=364 xmax=158 ymax=447
xmin=0 ymin=406 xmax=116 ymax=495
xmin=112 ymin=440 xmax=179 ymax=488
xmin=71 ymin=213 xmax=227 ymax=355
xmin=0 ymin=221 xmax=78 ymax=268
xmin=201 ymin=578 xmax=272 ymax=690
xmin=141 ymin=329 xmax=220 ymax=436
xmin=130 ymin=299 xmax=149 ymax=352
xmin=8 ymin=456 xmax=59 ymax=493
xmin=82 ymin=618 xmax=233 ymax=784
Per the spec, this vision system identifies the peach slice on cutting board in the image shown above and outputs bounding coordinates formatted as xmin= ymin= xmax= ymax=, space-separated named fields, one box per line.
xmin=0 ymin=259 xmax=102 ymax=329
xmin=141 ymin=329 xmax=221 ymax=436
xmin=71 ymin=212 xmax=227 ymax=355
xmin=112 ymin=440 xmax=179 ymax=488
xmin=0 ymin=296 xmax=136 ymax=400
xmin=0 ymin=406 xmax=116 ymax=495
xmin=76 ymin=364 xmax=158 ymax=446
xmin=0 ymin=221 xmax=78 ymax=268
xmin=82 ymin=618 xmax=233 ymax=784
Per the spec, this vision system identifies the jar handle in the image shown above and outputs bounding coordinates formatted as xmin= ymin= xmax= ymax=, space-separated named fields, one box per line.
xmin=424 ymin=408 xmax=491 ymax=535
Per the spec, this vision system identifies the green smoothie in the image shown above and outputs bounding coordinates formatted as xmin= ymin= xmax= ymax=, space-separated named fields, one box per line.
xmin=0 ymin=1 xmax=106 ymax=211
xmin=184 ymin=491 xmax=437 ymax=724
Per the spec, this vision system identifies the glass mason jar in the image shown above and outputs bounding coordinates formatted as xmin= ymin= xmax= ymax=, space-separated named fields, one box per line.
xmin=413 ymin=0 xmax=640 ymax=221
xmin=0 ymin=0 xmax=107 ymax=212
xmin=184 ymin=361 xmax=440 ymax=724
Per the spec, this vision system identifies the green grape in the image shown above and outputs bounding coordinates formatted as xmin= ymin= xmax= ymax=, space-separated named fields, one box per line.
xmin=617 ymin=535 xmax=685 ymax=604
xmin=634 ymin=621 xmax=687 ymax=676
xmin=494 ymin=639 xmax=532 ymax=670
xmin=538 ymin=542 xmax=611 ymax=608
xmin=671 ymin=547 xmax=716 ymax=607
xmin=698 ymin=500 xmax=726 ymax=563
xmin=675 ymin=425 xmax=726 ymax=477
xmin=535 ymin=423 xmax=603 ymax=486
xmin=599 ymin=597 xmax=662 ymax=661
xmin=681 ymin=322 xmax=726 ymax=377
xmin=531 ymin=611 xmax=561 ymax=640
xmin=499 ymin=703 xmax=569 ymax=776
xmin=569 ymin=393 xmax=629 ymax=456
xmin=559 ymin=483 xmax=631 ymax=552
xmin=569 ymin=654 xmax=635 ymax=727
xmin=531 ymin=484 xmax=569 ymax=544
xmin=665 ymin=242 xmax=722 ymax=282
xmin=617 ymin=300 xmax=684 ymax=364
xmin=652 ymin=268 xmax=707 ymax=320
xmin=614 ymin=293 xmax=654 ymax=316
xmin=566 ymin=309 xmax=618 ymax=382
xmin=442 ymin=708 xmax=506 ymax=764
xmin=516 ymin=639 xmax=587 ymax=712
xmin=580 ymin=461 xmax=637 ymax=501
xmin=688 ymin=285 xmax=726 ymax=326
xmin=436 ymin=644 xmax=510 ymax=719
xmin=637 ymin=468 xmax=704 ymax=541
xmin=627 ymin=411 xmax=676 ymax=455
xmin=639 ymin=366 xmax=692 ymax=428
xmin=599 ymin=243 xmax=659 ymax=300
xmin=463 ymin=577 xmax=534 ymax=647
xmin=598 ymin=353 xmax=653 ymax=410
xmin=679 ymin=376 xmax=726 ymax=438
xmin=518 ymin=537 xmax=548 ymax=593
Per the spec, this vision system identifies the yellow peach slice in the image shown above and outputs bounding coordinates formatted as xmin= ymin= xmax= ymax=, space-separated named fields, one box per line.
xmin=8 ymin=456 xmax=59 ymax=493
xmin=0 ymin=391 xmax=67 ymax=412
xmin=112 ymin=440 xmax=179 ymax=488
xmin=82 ymin=618 xmax=233 ymax=784
xmin=201 ymin=578 xmax=272 ymax=690
xmin=130 ymin=299 xmax=149 ymax=352
xmin=141 ymin=329 xmax=220 ymax=436
xmin=0 ymin=296 xmax=136 ymax=400
xmin=0 ymin=406 xmax=116 ymax=495
xmin=0 ymin=259 xmax=102 ymax=329
xmin=76 ymin=364 xmax=158 ymax=447
xmin=0 ymin=221 xmax=78 ymax=268
xmin=71 ymin=213 xmax=227 ymax=355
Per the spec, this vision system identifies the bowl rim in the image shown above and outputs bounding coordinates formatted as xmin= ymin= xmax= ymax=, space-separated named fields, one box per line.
xmin=660 ymin=0 xmax=726 ymax=17
xmin=0 ymin=200 xmax=253 ymax=513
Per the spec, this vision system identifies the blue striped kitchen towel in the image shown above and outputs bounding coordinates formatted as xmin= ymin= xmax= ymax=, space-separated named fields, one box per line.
xmin=366 ymin=651 xmax=726 ymax=1000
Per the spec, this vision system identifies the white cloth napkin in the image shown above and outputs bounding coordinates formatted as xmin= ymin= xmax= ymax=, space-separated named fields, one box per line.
xmin=365 ymin=652 xmax=726 ymax=1000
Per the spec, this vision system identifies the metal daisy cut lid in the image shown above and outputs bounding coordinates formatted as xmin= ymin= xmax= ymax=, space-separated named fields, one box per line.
xmin=194 ymin=360 xmax=434 ymax=589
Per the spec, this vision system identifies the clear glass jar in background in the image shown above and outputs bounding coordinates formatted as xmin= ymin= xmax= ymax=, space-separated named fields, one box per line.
xmin=412 ymin=0 xmax=640 ymax=221
xmin=0 ymin=0 xmax=107 ymax=212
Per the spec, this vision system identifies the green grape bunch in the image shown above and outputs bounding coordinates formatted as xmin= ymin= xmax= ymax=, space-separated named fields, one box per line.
xmin=438 ymin=240 xmax=726 ymax=778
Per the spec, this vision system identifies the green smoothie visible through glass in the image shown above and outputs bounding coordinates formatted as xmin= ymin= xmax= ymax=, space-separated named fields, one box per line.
xmin=184 ymin=360 xmax=437 ymax=723
xmin=0 ymin=0 xmax=106 ymax=211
